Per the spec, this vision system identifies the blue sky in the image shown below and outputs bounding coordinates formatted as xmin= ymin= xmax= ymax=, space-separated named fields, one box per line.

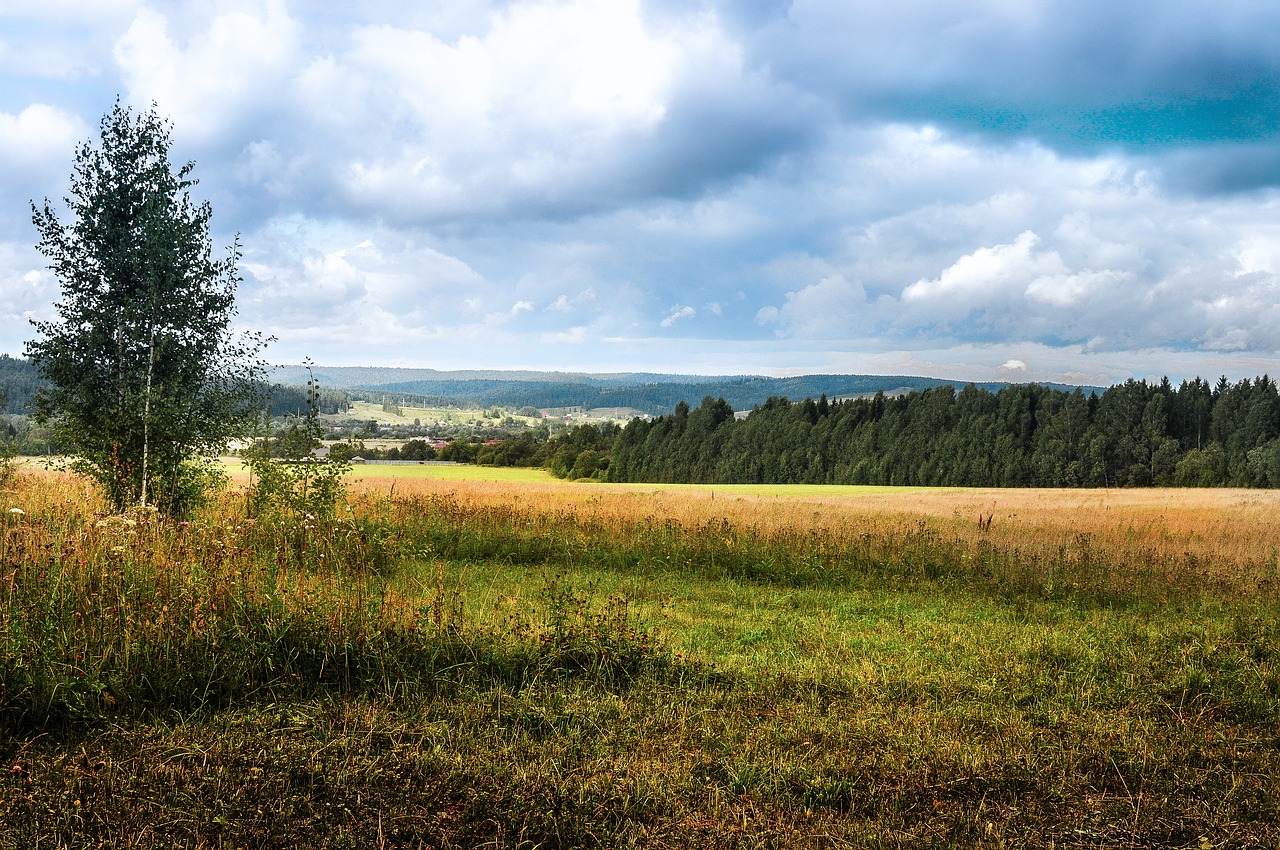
xmin=4 ymin=0 xmax=1280 ymax=385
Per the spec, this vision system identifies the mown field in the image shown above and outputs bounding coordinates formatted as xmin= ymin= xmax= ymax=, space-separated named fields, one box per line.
xmin=2 ymin=465 xmax=1279 ymax=848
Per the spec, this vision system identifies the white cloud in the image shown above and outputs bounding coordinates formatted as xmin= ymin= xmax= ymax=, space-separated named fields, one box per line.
xmin=279 ymin=0 xmax=773 ymax=223
xmin=901 ymin=229 xmax=1130 ymax=316
xmin=902 ymin=231 xmax=1055 ymax=303
xmin=0 ymin=242 xmax=59 ymax=354
xmin=541 ymin=326 xmax=588 ymax=344
xmin=759 ymin=274 xmax=868 ymax=337
xmin=298 ymin=0 xmax=685 ymax=190
xmin=0 ymin=105 xmax=87 ymax=195
xmin=660 ymin=304 xmax=696 ymax=327
xmin=113 ymin=1 xmax=300 ymax=142
xmin=239 ymin=229 xmax=494 ymax=353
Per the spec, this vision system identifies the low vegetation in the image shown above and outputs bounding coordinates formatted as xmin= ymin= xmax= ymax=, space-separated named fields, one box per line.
xmin=3 ymin=468 xmax=1279 ymax=847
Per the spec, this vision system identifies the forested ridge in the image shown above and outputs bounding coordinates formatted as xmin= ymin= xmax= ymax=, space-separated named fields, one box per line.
xmin=357 ymin=373 xmax=1018 ymax=415
xmin=597 ymin=377 xmax=1280 ymax=488
xmin=0 ymin=355 xmax=42 ymax=413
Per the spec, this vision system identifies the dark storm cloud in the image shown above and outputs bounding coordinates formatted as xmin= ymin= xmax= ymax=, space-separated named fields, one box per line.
xmin=748 ymin=0 xmax=1280 ymax=187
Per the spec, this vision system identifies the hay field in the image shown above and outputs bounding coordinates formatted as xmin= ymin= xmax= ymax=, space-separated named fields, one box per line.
xmin=335 ymin=463 xmax=1280 ymax=592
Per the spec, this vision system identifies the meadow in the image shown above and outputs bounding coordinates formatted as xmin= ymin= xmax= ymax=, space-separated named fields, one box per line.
xmin=2 ymin=464 xmax=1279 ymax=848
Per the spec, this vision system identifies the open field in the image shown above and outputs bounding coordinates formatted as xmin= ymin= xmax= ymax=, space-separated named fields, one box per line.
xmin=3 ymin=467 xmax=1280 ymax=847
xmin=336 ymin=463 xmax=1280 ymax=587
xmin=333 ymin=401 xmax=543 ymax=428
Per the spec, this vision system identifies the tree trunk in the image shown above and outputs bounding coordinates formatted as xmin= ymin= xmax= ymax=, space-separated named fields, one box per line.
xmin=140 ymin=325 xmax=155 ymax=508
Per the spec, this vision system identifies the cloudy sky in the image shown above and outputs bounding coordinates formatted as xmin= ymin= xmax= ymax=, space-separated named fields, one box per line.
xmin=4 ymin=0 xmax=1280 ymax=385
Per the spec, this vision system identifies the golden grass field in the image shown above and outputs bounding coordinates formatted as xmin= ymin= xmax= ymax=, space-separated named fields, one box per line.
xmin=312 ymin=461 xmax=1280 ymax=593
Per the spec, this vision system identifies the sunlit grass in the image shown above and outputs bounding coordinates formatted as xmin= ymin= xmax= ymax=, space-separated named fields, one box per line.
xmin=3 ymin=467 xmax=1280 ymax=847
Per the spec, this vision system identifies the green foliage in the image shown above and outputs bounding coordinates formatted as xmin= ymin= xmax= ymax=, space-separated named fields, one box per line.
xmin=535 ymin=576 xmax=666 ymax=684
xmin=603 ymin=376 xmax=1280 ymax=488
xmin=0 ymin=437 xmax=13 ymax=493
xmin=245 ymin=365 xmax=351 ymax=525
xmin=264 ymin=382 xmax=349 ymax=416
xmin=540 ymin=421 xmax=618 ymax=479
xmin=0 ymin=390 xmax=12 ymax=488
xmin=24 ymin=102 xmax=267 ymax=514
xmin=438 ymin=439 xmax=479 ymax=463
xmin=1248 ymin=439 xmax=1280 ymax=487
xmin=0 ymin=446 xmax=13 ymax=490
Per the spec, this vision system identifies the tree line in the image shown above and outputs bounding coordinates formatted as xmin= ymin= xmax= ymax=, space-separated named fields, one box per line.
xmin=532 ymin=377 xmax=1280 ymax=488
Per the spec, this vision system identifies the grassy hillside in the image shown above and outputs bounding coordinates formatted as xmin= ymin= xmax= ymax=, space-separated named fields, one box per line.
xmin=3 ymin=470 xmax=1278 ymax=847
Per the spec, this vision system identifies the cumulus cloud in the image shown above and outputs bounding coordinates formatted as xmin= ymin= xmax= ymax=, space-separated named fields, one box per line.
xmin=238 ymin=230 xmax=497 ymax=353
xmin=270 ymin=0 xmax=811 ymax=225
xmin=0 ymin=105 xmax=88 ymax=201
xmin=0 ymin=242 xmax=59 ymax=354
xmin=542 ymin=326 xmax=589 ymax=344
xmin=114 ymin=1 xmax=300 ymax=143
xmin=3 ymin=0 xmax=1280 ymax=381
xmin=757 ymin=274 xmax=868 ymax=337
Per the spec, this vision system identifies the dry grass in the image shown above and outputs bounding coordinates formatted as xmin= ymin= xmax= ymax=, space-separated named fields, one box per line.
xmin=337 ymin=470 xmax=1280 ymax=595
xmin=4 ymin=467 xmax=1280 ymax=848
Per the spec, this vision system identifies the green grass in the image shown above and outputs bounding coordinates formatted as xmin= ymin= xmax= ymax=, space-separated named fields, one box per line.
xmin=3 ymin=473 xmax=1279 ymax=847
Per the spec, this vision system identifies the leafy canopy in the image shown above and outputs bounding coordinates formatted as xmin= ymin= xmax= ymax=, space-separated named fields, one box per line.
xmin=26 ymin=101 xmax=267 ymax=514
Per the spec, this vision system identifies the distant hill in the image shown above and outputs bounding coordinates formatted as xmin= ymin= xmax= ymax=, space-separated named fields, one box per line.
xmin=268 ymin=365 xmax=732 ymax=388
xmin=270 ymin=365 xmax=1103 ymax=417
xmin=2 ymin=358 xmax=1104 ymax=417
xmin=0 ymin=355 xmax=42 ymax=414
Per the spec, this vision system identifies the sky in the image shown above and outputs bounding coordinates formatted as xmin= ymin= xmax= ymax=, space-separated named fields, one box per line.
xmin=4 ymin=0 xmax=1280 ymax=386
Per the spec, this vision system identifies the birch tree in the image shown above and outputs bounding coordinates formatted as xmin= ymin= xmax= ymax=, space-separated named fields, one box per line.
xmin=26 ymin=102 xmax=267 ymax=514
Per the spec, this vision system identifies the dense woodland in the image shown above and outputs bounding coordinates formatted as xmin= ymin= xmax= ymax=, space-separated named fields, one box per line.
xmin=0 ymin=355 xmax=41 ymax=413
xmin=552 ymin=377 xmax=1280 ymax=488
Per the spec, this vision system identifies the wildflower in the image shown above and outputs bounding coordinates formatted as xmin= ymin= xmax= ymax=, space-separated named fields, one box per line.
xmin=7 ymin=508 xmax=23 ymax=517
